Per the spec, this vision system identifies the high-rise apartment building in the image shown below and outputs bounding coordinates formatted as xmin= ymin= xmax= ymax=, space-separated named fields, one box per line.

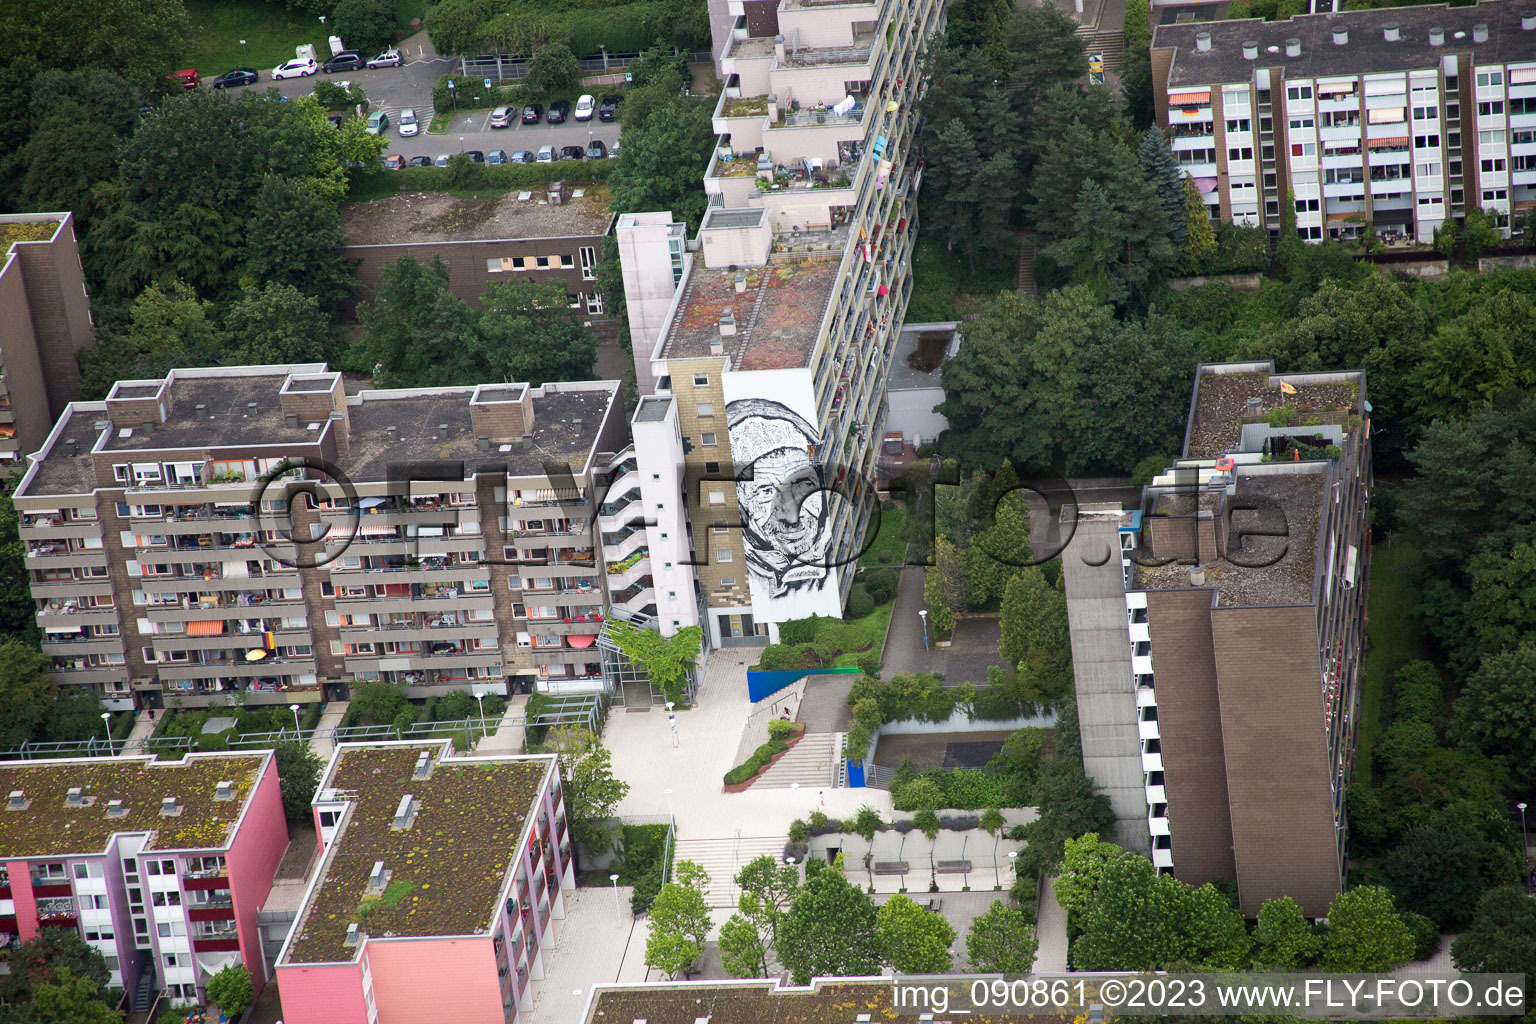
xmin=617 ymin=0 xmax=941 ymax=646
xmin=275 ymin=741 xmax=573 ymax=1024
xmin=1061 ymin=362 xmax=1371 ymax=917
xmin=1151 ymin=0 xmax=1536 ymax=243
xmin=0 ymin=212 xmax=96 ymax=462
xmin=13 ymin=364 xmax=648 ymax=709
xmin=0 ymin=751 xmax=286 ymax=1009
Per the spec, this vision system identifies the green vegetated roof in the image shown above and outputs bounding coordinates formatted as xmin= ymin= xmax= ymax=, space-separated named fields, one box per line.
xmin=0 ymin=221 xmax=60 ymax=253
xmin=0 ymin=754 xmax=266 ymax=858
xmin=283 ymin=745 xmax=550 ymax=965
xmin=589 ymin=979 xmax=1080 ymax=1023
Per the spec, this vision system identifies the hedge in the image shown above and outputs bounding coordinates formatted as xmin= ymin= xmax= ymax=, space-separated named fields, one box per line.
xmin=722 ymin=724 xmax=802 ymax=785
xmin=890 ymin=766 xmax=1032 ymax=812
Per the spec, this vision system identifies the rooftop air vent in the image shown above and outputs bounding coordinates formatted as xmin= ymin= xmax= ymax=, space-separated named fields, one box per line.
xmin=7 ymin=790 xmax=28 ymax=811
xmin=734 ymin=271 xmax=747 ymax=294
xmin=1189 ymin=564 xmax=1207 ymax=586
xmin=284 ymin=412 xmax=299 ymax=429
xmin=392 ymin=794 xmax=417 ymax=830
xmin=215 ymin=780 xmax=234 ymax=801
xmin=1524 ymin=11 xmax=1536 ymax=30
xmin=1242 ymin=40 xmax=1258 ymax=58
xmin=710 ymin=338 xmax=725 ymax=357
xmin=1285 ymin=37 xmax=1301 ymax=56
xmin=161 ymin=796 xmax=182 ymax=817
xmin=1332 ymin=26 xmax=1348 ymax=44
xmin=1429 ymin=26 xmax=1444 ymax=45
xmin=718 ymin=308 xmax=737 ymax=338
xmin=1383 ymin=22 xmax=1399 ymax=40
xmin=1472 ymin=22 xmax=1488 ymax=42
xmin=369 ymin=860 xmax=390 ymax=892
xmin=66 ymin=787 xmax=85 ymax=807
xmin=1195 ymin=30 xmax=1212 ymax=51
xmin=107 ymin=799 xmax=126 ymax=818
xmin=413 ymin=751 xmax=433 ymax=780
xmin=345 ymin=922 xmax=362 ymax=947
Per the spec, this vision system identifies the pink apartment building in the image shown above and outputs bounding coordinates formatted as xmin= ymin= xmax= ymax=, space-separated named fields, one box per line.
xmin=275 ymin=741 xmax=575 ymax=1024
xmin=0 ymin=750 xmax=287 ymax=1012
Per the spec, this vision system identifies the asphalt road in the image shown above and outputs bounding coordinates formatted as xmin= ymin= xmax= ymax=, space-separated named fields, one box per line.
xmin=211 ymin=57 xmax=622 ymax=161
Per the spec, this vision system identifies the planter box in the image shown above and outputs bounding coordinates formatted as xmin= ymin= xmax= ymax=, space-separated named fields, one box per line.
xmin=723 ymin=728 xmax=805 ymax=793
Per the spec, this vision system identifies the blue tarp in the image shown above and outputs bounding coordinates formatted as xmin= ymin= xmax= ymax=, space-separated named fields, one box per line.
xmin=746 ymin=666 xmax=861 ymax=703
xmin=846 ymin=759 xmax=866 ymax=787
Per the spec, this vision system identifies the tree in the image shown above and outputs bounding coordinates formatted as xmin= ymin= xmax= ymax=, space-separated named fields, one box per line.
xmin=543 ymin=727 xmax=629 ymax=865
xmin=1011 ymin=702 xmax=1114 ymax=879
xmin=338 ymin=113 xmax=389 ymax=171
xmin=1053 ymin=832 xmax=1126 ymax=916
xmin=718 ymin=912 xmax=771 ymax=978
xmin=38 ymin=690 xmax=110 ymax=743
xmin=331 ymin=0 xmax=397 ymax=53
xmin=1385 ymin=824 xmax=1511 ymax=930
xmin=923 ymin=565 xmax=957 ymax=637
xmin=736 ymin=854 xmax=799 ymax=951
xmin=1319 ymin=886 xmax=1416 ymax=972
xmin=355 ymin=256 xmax=479 ymax=387
xmin=967 ymin=493 xmax=1033 ymax=608
xmin=1253 ymin=896 xmax=1321 ymax=969
xmin=1138 ymin=127 xmax=1186 ymax=246
xmin=1461 ymin=206 xmax=1500 ymax=262
xmin=245 ymin=175 xmax=358 ymax=313
xmin=527 ymin=42 xmax=580 ymax=96
xmin=980 ymin=808 xmax=1007 ymax=888
xmin=205 ymin=964 xmax=253 ymax=1018
xmin=16 ymin=107 xmax=121 ymax=224
xmin=0 ymin=489 xmax=38 ymax=644
xmin=966 ymin=899 xmax=1038 ymax=973
xmin=1005 ymin=5 xmax=1089 ymax=118
xmin=644 ymin=860 xmax=712 ymax=979
xmin=224 ymin=283 xmax=330 ymax=365
xmin=876 ymin=893 xmax=955 ymax=973
xmin=1179 ymin=177 xmax=1217 ymax=273
xmin=79 ymin=282 xmax=225 ymax=398
xmin=1451 ymin=887 xmax=1536 ymax=978
xmin=0 ymin=932 xmax=109 ymax=1002
xmin=25 ymin=967 xmax=121 ymax=1024
xmin=474 ymin=280 xmax=598 ymax=385
xmin=345 ymin=681 xmax=414 ymax=726
xmin=1414 ymin=290 xmax=1536 ymax=424
xmin=0 ymin=0 xmax=190 ymax=91
xmin=778 ymin=864 xmax=883 ymax=984
xmin=603 ymin=622 xmax=702 ymax=705
xmin=0 ymin=638 xmax=56 ymax=748
xmin=1071 ymin=855 xmax=1250 ymax=970
xmin=273 ymin=741 xmax=322 ymax=822
xmin=608 ymin=90 xmax=714 ymax=231
xmin=999 ymin=566 xmax=1066 ymax=671
xmin=1452 ymin=641 xmax=1536 ymax=788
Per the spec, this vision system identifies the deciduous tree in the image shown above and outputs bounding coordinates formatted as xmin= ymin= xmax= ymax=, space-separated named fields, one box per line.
xmin=1253 ymin=896 xmax=1321 ymax=969
xmin=1451 ymin=640 xmax=1536 ymax=790
xmin=778 ymin=863 xmax=883 ymax=984
xmin=645 ymin=861 xmax=712 ymax=979
xmin=205 ymin=964 xmax=253 ymax=1018
xmin=999 ymin=566 xmax=1066 ymax=671
xmin=273 ymin=741 xmax=322 ymax=823
xmin=1319 ymin=886 xmax=1416 ymax=972
xmin=475 ymin=279 xmax=599 ymax=385
xmin=1053 ymin=832 xmax=1126 ymax=916
xmin=331 ymin=0 xmax=398 ymax=53
xmin=543 ymin=727 xmax=630 ymax=864
xmin=603 ymin=622 xmax=702 ymax=705
xmin=1451 ymin=887 xmax=1536 ymax=978
xmin=876 ymin=893 xmax=955 ymax=973
xmin=966 ymin=899 xmax=1038 ymax=973
xmin=225 ymin=283 xmax=331 ymax=365
xmin=718 ymin=913 xmax=770 ymax=978
xmin=355 ymin=256 xmax=479 ymax=387
xmin=0 ymin=637 xmax=58 ymax=748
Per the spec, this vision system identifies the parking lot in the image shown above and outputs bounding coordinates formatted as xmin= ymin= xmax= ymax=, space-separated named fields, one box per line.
xmin=214 ymin=57 xmax=622 ymax=161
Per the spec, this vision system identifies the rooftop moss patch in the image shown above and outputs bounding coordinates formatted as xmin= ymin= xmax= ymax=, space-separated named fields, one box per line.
xmin=282 ymin=745 xmax=550 ymax=965
xmin=0 ymin=754 xmax=265 ymax=857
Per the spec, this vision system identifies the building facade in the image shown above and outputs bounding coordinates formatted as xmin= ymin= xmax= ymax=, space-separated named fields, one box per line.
xmin=13 ymin=364 xmax=650 ymax=709
xmin=1151 ymin=0 xmax=1536 ymax=243
xmin=1061 ymin=362 xmax=1372 ymax=917
xmin=616 ymin=0 xmax=942 ymax=646
xmin=0 ymin=751 xmax=286 ymax=1009
xmin=0 ymin=212 xmax=96 ymax=463
xmin=275 ymin=741 xmax=574 ymax=1024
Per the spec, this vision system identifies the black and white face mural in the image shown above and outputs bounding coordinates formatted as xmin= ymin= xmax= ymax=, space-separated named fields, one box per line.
xmin=725 ymin=397 xmax=836 ymax=606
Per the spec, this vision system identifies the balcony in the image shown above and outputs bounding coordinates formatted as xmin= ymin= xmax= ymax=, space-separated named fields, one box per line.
xmin=1151 ymin=845 xmax=1174 ymax=869
xmin=24 ymin=543 xmax=108 ymax=570
xmin=40 ymin=633 xmax=123 ymax=655
xmin=155 ymin=657 xmax=316 ymax=681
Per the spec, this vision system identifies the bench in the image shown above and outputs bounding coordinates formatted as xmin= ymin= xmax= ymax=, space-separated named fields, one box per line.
xmin=935 ymin=860 xmax=973 ymax=875
xmin=871 ymin=861 xmax=910 ymax=876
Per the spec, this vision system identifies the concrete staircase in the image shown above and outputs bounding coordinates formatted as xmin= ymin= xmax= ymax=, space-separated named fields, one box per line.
xmin=733 ymin=680 xmax=808 ymax=764
xmin=754 ymin=732 xmax=838 ymax=790
xmin=1016 ymin=233 xmax=1038 ymax=296
xmin=1076 ymin=25 xmax=1125 ymax=70
xmin=672 ymin=836 xmax=791 ymax=909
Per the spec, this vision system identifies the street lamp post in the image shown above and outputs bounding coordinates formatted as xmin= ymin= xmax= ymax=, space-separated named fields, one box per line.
xmin=664 ymin=787 xmax=674 ymax=820
xmin=919 ymin=608 xmax=929 ymax=650
xmin=459 ymin=136 xmax=465 ymax=153
xmin=1007 ymin=849 xmax=1018 ymax=884
xmin=100 ymin=712 xmax=114 ymax=757
xmin=609 ymin=872 xmax=621 ymax=914
xmin=474 ymin=692 xmax=487 ymax=743
xmin=240 ymin=39 xmax=247 ymax=61
xmin=1519 ymin=801 xmax=1529 ymax=857
xmin=289 ymin=703 xmax=301 ymax=736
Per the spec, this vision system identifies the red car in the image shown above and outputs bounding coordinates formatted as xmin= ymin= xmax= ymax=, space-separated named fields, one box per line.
xmin=384 ymin=154 xmax=405 ymax=170
xmin=169 ymin=68 xmax=200 ymax=90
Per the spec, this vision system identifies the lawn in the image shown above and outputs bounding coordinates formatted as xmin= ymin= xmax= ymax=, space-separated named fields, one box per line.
xmin=1356 ymin=538 xmax=1428 ymax=782
xmin=859 ymin=504 xmax=908 ymax=568
xmin=903 ymin=232 xmax=1016 ymax=324
xmin=181 ymin=0 xmax=329 ymax=75
xmin=831 ymin=599 xmax=893 ymax=669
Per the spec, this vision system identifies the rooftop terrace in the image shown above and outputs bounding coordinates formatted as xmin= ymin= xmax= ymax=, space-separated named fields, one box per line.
xmin=342 ymin=189 xmax=613 ymax=246
xmin=281 ymin=744 xmax=551 ymax=965
xmin=1185 ymin=370 xmax=1360 ymax=459
xmin=660 ymin=257 xmax=841 ymax=369
xmin=587 ymin=979 xmax=1075 ymax=1023
xmin=1133 ymin=470 xmax=1324 ymax=606
xmin=0 ymin=753 xmax=266 ymax=857
xmin=1154 ymin=0 xmax=1536 ymax=89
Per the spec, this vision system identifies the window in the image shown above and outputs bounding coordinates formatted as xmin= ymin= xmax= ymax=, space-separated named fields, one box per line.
xmin=1286 ymin=85 xmax=1313 ymax=102
xmin=1479 ymin=129 xmax=1506 ymax=148
xmin=113 ymin=465 xmax=129 ymax=483
xmin=578 ymin=246 xmax=597 ymax=281
xmin=152 ymin=891 xmax=182 ymax=907
xmin=1513 ymin=97 xmax=1536 ymax=115
xmin=717 ymin=548 xmax=732 ymax=563
xmin=1476 ymin=71 xmax=1504 ymax=88
xmin=74 ymin=863 xmax=90 ymax=879
xmin=1294 ymin=198 xmax=1320 ymax=213
xmin=103 ymin=956 xmax=119 ymax=973
xmin=721 ymin=577 xmax=737 ymax=587
xmin=692 ymin=374 xmax=709 ymax=387
xmin=1481 ymin=157 xmax=1507 ymax=173
xmin=1416 ymin=161 xmax=1439 ymax=177
xmin=1288 ymin=117 xmax=1314 ymax=130
xmin=1478 ymin=101 xmax=1504 ymax=117
xmin=701 ymin=432 xmax=717 ymax=446
xmin=696 ymin=403 xmax=714 ymax=418
xmin=1413 ymin=105 xmax=1437 ymax=121
xmin=534 ymin=256 xmax=550 ymax=269
xmin=1225 ymin=118 xmax=1251 ymax=133
xmin=318 ymin=810 xmax=340 ymax=828
xmin=1228 ymin=147 xmax=1253 ymax=161
xmin=708 ymin=490 xmax=725 ymax=506
xmin=1291 ymin=142 xmax=1317 ymax=157
xmin=1414 ymin=134 xmax=1440 ymax=149
xmin=1482 ymin=188 xmax=1508 ymax=202
xmin=584 ymin=292 xmax=605 ymax=315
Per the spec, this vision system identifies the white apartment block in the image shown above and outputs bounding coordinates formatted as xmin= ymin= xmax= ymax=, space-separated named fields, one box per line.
xmin=618 ymin=0 xmax=942 ymax=647
xmin=1152 ymin=0 xmax=1536 ymax=243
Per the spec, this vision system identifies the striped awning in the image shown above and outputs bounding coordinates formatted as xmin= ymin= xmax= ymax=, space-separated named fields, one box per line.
xmin=1511 ymin=67 xmax=1536 ymax=84
xmin=186 ymin=619 xmax=225 ymax=637
xmin=1170 ymin=91 xmax=1210 ymax=104
xmin=1368 ymin=136 xmax=1409 ymax=149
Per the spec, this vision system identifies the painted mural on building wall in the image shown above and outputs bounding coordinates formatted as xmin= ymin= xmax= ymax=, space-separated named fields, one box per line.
xmin=724 ymin=383 xmax=843 ymax=624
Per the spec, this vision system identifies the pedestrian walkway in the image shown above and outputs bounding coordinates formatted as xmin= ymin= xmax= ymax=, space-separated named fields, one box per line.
xmin=733 ymin=680 xmax=807 ymax=764
xmin=308 ymin=702 xmax=348 ymax=761
xmin=1034 ymin=875 xmax=1069 ymax=971
xmin=121 ymin=711 xmax=157 ymax=754
xmin=473 ymin=694 xmax=529 ymax=754
xmin=521 ymin=886 xmax=648 ymax=1024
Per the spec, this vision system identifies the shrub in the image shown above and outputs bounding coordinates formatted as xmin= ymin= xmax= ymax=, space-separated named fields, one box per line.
xmin=778 ymin=616 xmax=824 ymax=645
xmin=767 ymin=718 xmax=795 ymax=741
xmin=392 ymin=708 xmax=417 ymax=734
xmin=196 ymin=731 xmax=229 ymax=752
xmin=893 ymin=819 xmax=915 ymax=834
xmin=939 ymin=814 xmax=980 ymax=831
xmin=788 ymin=819 xmax=809 ymax=842
xmin=1400 ymin=909 xmax=1440 ymax=961
xmin=434 ymin=690 xmax=478 ymax=721
xmin=845 ymin=583 xmax=875 ymax=620
xmin=852 ymin=806 xmax=884 ymax=840
xmin=757 ymin=644 xmax=806 ymax=671
xmin=808 ymin=810 xmax=829 ymax=831
xmin=1266 ymin=406 xmax=1296 ymax=427
xmin=863 ymin=568 xmax=899 ymax=604
xmin=894 ymin=777 xmax=946 ymax=812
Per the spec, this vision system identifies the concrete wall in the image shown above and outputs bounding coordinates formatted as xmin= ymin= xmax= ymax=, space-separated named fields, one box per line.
xmin=273 ymin=962 xmax=368 ymax=1024
xmin=875 ymin=709 xmax=1057 ymax=736
xmin=1166 ymin=272 xmax=1264 ymax=292
xmin=617 ymin=214 xmax=682 ymax=397
xmin=368 ymin=935 xmax=504 ymax=1024
xmin=1478 ymin=253 xmax=1536 ymax=272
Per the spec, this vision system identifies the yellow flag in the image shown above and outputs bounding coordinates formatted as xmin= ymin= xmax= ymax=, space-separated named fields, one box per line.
xmin=1279 ymin=381 xmax=1298 ymax=395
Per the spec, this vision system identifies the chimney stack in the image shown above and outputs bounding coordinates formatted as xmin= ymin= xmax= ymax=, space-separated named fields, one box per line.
xmin=1472 ymin=22 xmax=1488 ymax=42
xmin=1383 ymin=22 xmax=1399 ymax=41
xmin=1189 ymin=564 xmax=1207 ymax=586
xmin=1285 ymin=37 xmax=1301 ymax=56
xmin=1429 ymin=26 xmax=1444 ymax=45
xmin=1332 ymin=26 xmax=1348 ymax=44
xmin=1195 ymin=30 xmax=1212 ymax=51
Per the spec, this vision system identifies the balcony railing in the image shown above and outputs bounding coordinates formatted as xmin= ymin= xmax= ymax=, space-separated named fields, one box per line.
xmin=781 ymin=42 xmax=873 ymax=67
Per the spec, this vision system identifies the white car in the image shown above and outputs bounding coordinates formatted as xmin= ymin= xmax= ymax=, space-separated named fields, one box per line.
xmin=366 ymin=49 xmax=402 ymax=69
xmin=433 ymin=153 xmax=451 ymax=167
xmin=272 ymin=57 xmax=318 ymax=80
xmin=536 ymin=145 xmax=555 ymax=164
xmin=573 ymin=94 xmax=596 ymax=121
xmin=398 ymin=108 xmax=418 ymax=137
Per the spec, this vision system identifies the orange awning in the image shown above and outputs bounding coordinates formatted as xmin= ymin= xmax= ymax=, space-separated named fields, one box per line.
xmin=186 ymin=620 xmax=225 ymax=637
xmin=1368 ymin=136 xmax=1408 ymax=149
xmin=1169 ymin=91 xmax=1210 ymax=104
xmin=567 ymin=634 xmax=597 ymax=649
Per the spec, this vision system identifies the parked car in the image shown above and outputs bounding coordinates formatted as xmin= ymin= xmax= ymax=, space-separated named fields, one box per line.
xmin=608 ymin=140 xmax=620 ymax=158
xmin=322 ymin=52 xmax=363 ymax=73
xmin=366 ymin=49 xmax=402 ymax=68
xmin=272 ymin=58 xmax=318 ymax=80
xmin=490 ymin=106 xmax=512 ymax=129
xmin=465 ymin=150 xmax=485 ymax=163
xmin=365 ymin=111 xmax=389 ymax=135
xmin=398 ymin=108 xmax=419 ymax=137
xmin=597 ymin=94 xmax=622 ymax=121
xmin=487 ymin=149 xmax=509 ymax=165
xmin=574 ymin=94 xmax=596 ymax=121
xmin=521 ymin=103 xmax=543 ymax=124
xmin=535 ymin=145 xmax=555 ymax=164
xmin=546 ymin=99 xmax=570 ymax=123
xmin=408 ymin=155 xmax=432 ymax=167
xmin=211 ymin=68 xmax=258 ymax=89
xmin=510 ymin=150 xmax=535 ymax=163
xmin=384 ymin=154 xmax=405 ymax=170
xmin=585 ymin=139 xmax=607 ymax=160
xmin=434 ymin=153 xmax=452 ymax=166
xmin=169 ymin=68 xmax=200 ymax=90
xmin=559 ymin=145 xmax=585 ymax=161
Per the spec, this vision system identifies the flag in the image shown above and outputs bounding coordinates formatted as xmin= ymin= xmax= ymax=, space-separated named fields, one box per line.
xmin=1279 ymin=381 xmax=1298 ymax=395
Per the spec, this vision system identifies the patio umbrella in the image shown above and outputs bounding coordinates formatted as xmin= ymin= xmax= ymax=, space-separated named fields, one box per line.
xmin=244 ymin=649 xmax=268 ymax=662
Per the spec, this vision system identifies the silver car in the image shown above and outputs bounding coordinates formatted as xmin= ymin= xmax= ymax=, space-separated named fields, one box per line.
xmin=398 ymin=108 xmax=418 ymax=137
